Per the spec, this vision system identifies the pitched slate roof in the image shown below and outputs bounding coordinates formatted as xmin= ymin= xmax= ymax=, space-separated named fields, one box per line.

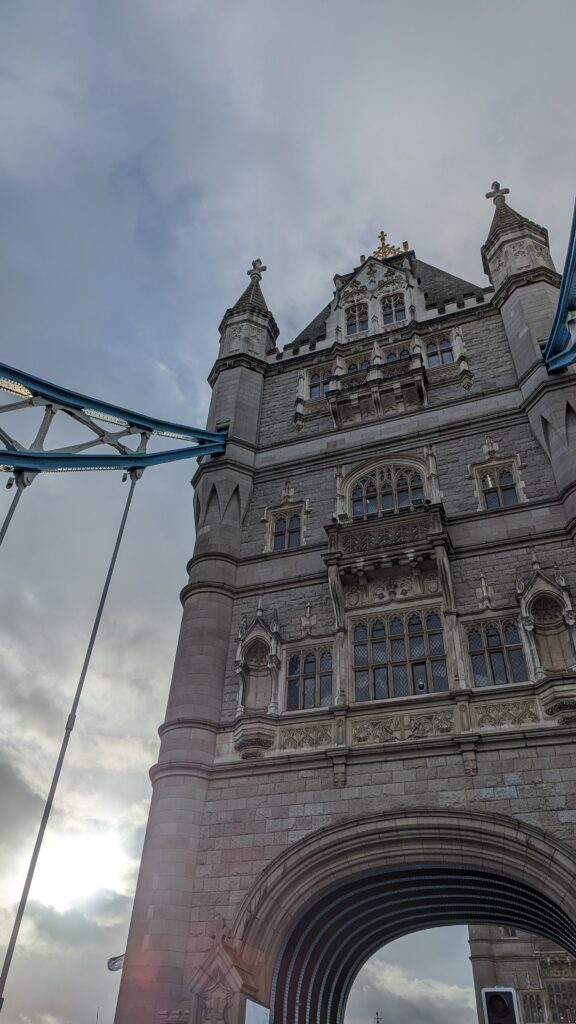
xmin=291 ymin=258 xmax=485 ymax=345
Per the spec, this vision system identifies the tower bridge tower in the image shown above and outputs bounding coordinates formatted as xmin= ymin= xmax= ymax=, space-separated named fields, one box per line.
xmin=115 ymin=188 xmax=576 ymax=1024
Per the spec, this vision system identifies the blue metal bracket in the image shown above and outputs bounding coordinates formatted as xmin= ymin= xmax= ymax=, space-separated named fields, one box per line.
xmin=544 ymin=200 xmax=576 ymax=371
xmin=0 ymin=361 xmax=227 ymax=474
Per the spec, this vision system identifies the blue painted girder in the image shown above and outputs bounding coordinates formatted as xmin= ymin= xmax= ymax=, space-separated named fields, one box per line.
xmin=0 ymin=361 xmax=227 ymax=471
xmin=544 ymin=199 xmax=576 ymax=371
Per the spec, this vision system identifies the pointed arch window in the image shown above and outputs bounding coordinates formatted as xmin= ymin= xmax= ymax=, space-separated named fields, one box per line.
xmin=381 ymin=293 xmax=406 ymax=325
xmin=286 ymin=649 xmax=333 ymax=710
xmin=322 ymin=370 xmax=332 ymax=396
xmin=426 ymin=338 xmax=454 ymax=368
xmin=346 ymin=303 xmax=368 ymax=336
xmin=273 ymin=513 xmax=301 ymax=551
xmin=350 ymin=467 xmax=425 ymax=520
xmin=481 ymin=467 xmax=519 ymax=509
xmin=467 ymin=621 xmax=528 ymax=687
xmin=353 ymin=611 xmax=448 ymax=701
xmin=309 ymin=373 xmax=321 ymax=400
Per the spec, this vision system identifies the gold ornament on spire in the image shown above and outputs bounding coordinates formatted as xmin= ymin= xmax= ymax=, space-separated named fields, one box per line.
xmin=372 ymin=230 xmax=409 ymax=260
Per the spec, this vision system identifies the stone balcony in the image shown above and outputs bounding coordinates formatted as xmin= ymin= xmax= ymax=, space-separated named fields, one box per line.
xmin=326 ymin=355 xmax=426 ymax=427
xmin=324 ymin=502 xmax=451 ymax=583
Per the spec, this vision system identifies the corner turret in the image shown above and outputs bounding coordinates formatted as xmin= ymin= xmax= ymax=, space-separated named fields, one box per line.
xmin=481 ymin=181 xmax=557 ymax=293
xmin=217 ymin=259 xmax=279 ymax=360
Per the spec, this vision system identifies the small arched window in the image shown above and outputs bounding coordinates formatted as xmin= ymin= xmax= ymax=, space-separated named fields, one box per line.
xmin=360 ymin=359 xmax=370 ymax=371
xmin=348 ymin=362 xmax=358 ymax=374
xmin=287 ymin=649 xmax=332 ymax=710
xmin=351 ymin=467 xmax=426 ymax=519
xmin=467 ymin=622 xmax=528 ymax=687
xmin=387 ymin=352 xmax=397 ymax=364
xmin=481 ymin=467 xmax=519 ymax=510
xmin=273 ymin=513 xmax=301 ymax=551
xmin=309 ymin=373 xmax=321 ymax=400
xmin=427 ymin=338 xmax=454 ymax=368
xmin=346 ymin=303 xmax=368 ymax=336
xmin=322 ymin=370 xmax=332 ymax=396
xmin=382 ymin=293 xmax=406 ymax=326
xmin=400 ymin=349 xmax=410 ymax=361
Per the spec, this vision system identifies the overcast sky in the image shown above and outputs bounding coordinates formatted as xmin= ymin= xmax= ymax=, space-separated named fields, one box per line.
xmin=0 ymin=1 xmax=575 ymax=1022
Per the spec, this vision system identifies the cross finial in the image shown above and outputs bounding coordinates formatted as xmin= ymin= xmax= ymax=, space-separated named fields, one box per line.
xmin=372 ymin=230 xmax=403 ymax=260
xmin=248 ymin=258 xmax=267 ymax=283
xmin=486 ymin=181 xmax=510 ymax=205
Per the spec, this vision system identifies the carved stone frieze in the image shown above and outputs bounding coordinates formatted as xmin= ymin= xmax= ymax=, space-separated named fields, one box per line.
xmin=344 ymin=572 xmax=439 ymax=609
xmin=352 ymin=717 xmax=401 ymax=744
xmin=473 ymin=699 xmax=539 ymax=730
xmin=404 ymin=709 xmax=455 ymax=739
xmin=544 ymin=699 xmax=576 ymax=725
xmin=279 ymin=724 xmax=334 ymax=750
xmin=539 ymin=957 xmax=576 ymax=979
xmin=342 ymin=521 xmax=428 ymax=555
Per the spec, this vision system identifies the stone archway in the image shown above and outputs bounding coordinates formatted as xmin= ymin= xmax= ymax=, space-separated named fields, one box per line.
xmin=223 ymin=810 xmax=576 ymax=1024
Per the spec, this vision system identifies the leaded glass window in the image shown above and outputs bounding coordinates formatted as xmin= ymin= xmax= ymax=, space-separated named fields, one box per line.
xmin=522 ymin=993 xmax=545 ymax=1023
xmin=547 ymin=982 xmax=576 ymax=1023
xmin=427 ymin=338 xmax=454 ymax=367
xmin=309 ymin=373 xmax=321 ymax=399
xmin=353 ymin=611 xmax=448 ymax=701
xmin=467 ymin=621 xmax=528 ymax=687
xmin=381 ymin=293 xmax=406 ymax=325
xmin=346 ymin=303 xmax=368 ymax=336
xmin=350 ymin=467 xmax=425 ymax=520
xmin=322 ymin=370 xmax=332 ymax=396
xmin=286 ymin=649 xmax=333 ymax=710
xmin=273 ymin=513 xmax=301 ymax=551
xmin=481 ymin=467 xmax=519 ymax=509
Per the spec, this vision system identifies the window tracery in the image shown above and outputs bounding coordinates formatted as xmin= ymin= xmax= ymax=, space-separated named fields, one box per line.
xmin=286 ymin=648 xmax=333 ymax=710
xmin=352 ymin=610 xmax=448 ymax=701
xmin=481 ymin=467 xmax=519 ymax=509
xmin=350 ymin=466 xmax=425 ymax=520
xmin=466 ymin=621 xmax=528 ymax=687
xmin=346 ymin=303 xmax=368 ymax=336
xmin=426 ymin=338 xmax=454 ymax=367
xmin=273 ymin=513 xmax=301 ymax=551
xmin=381 ymin=293 xmax=406 ymax=325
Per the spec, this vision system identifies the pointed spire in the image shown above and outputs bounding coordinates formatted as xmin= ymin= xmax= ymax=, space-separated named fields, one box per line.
xmin=483 ymin=180 xmax=546 ymax=250
xmin=229 ymin=259 xmax=269 ymax=316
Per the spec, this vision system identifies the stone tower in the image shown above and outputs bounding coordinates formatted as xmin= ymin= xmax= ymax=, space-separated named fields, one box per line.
xmin=115 ymin=188 xmax=576 ymax=1024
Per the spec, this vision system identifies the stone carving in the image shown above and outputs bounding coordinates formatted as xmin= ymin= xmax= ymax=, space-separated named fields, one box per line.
xmin=157 ymin=1012 xmax=190 ymax=1023
xmin=539 ymin=957 xmax=576 ymax=978
xmin=352 ymin=717 xmax=400 ymax=744
xmin=344 ymin=574 xmax=438 ymax=609
xmin=405 ymin=710 xmax=454 ymax=739
xmin=343 ymin=280 xmax=368 ymax=303
xmin=342 ymin=521 xmax=428 ymax=555
xmin=279 ymin=725 xmax=334 ymax=750
xmin=474 ymin=699 xmax=539 ymax=729
xmin=544 ymin=699 xmax=576 ymax=725
xmin=461 ymin=749 xmax=478 ymax=776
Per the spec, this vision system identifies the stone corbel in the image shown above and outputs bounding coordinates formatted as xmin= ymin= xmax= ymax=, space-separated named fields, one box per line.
xmin=452 ymin=326 xmax=473 ymax=390
xmin=293 ymin=371 xmax=306 ymax=431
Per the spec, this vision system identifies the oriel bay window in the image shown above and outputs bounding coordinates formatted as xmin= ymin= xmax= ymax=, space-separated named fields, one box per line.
xmin=351 ymin=466 xmax=425 ymax=519
xmin=286 ymin=649 xmax=333 ymax=710
xmin=352 ymin=612 xmax=449 ymax=701
xmin=467 ymin=621 xmax=528 ymax=687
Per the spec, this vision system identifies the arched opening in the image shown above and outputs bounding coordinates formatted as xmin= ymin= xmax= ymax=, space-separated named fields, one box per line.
xmin=270 ymin=865 xmax=576 ymax=1024
xmin=531 ymin=595 xmax=575 ymax=675
xmin=228 ymin=812 xmax=576 ymax=1024
xmin=241 ymin=639 xmax=271 ymax=712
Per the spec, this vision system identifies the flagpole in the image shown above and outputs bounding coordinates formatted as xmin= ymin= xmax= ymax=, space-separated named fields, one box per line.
xmin=0 ymin=473 xmax=139 ymax=1015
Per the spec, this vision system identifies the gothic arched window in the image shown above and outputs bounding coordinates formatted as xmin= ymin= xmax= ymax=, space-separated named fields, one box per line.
xmin=360 ymin=359 xmax=370 ymax=371
xmin=346 ymin=303 xmax=368 ymax=336
xmin=350 ymin=466 xmax=425 ymax=520
xmin=309 ymin=373 xmax=321 ymax=400
xmin=400 ymin=349 xmax=410 ymax=361
xmin=387 ymin=352 xmax=397 ymax=364
xmin=273 ymin=513 xmax=301 ymax=551
xmin=353 ymin=611 xmax=448 ymax=701
xmin=322 ymin=370 xmax=332 ymax=396
xmin=481 ymin=467 xmax=519 ymax=510
xmin=286 ymin=649 xmax=333 ymax=710
xmin=381 ymin=293 xmax=406 ymax=325
xmin=467 ymin=622 xmax=528 ymax=687
xmin=348 ymin=362 xmax=358 ymax=374
xmin=426 ymin=338 xmax=454 ymax=368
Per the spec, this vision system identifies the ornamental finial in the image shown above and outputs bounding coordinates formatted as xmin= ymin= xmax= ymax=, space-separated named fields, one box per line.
xmin=372 ymin=230 xmax=409 ymax=260
xmin=486 ymin=181 xmax=510 ymax=205
xmin=248 ymin=258 xmax=267 ymax=283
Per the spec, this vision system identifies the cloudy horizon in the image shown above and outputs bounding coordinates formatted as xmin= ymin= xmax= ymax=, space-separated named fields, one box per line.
xmin=1 ymin=1 xmax=575 ymax=1022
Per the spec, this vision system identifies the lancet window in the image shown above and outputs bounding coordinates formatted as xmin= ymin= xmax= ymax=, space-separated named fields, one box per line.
xmin=547 ymin=983 xmax=576 ymax=1023
xmin=309 ymin=370 xmax=332 ymax=399
xmin=346 ymin=303 xmax=368 ymax=336
xmin=273 ymin=513 xmax=301 ymax=551
xmin=466 ymin=621 xmax=528 ymax=687
xmin=350 ymin=466 xmax=425 ymax=520
xmin=286 ymin=649 xmax=333 ymax=710
xmin=352 ymin=611 xmax=448 ymax=701
xmin=426 ymin=338 xmax=454 ymax=367
xmin=481 ymin=467 xmax=519 ymax=509
xmin=522 ymin=993 xmax=545 ymax=1022
xmin=381 ymin=293 xmax=406 ymax=325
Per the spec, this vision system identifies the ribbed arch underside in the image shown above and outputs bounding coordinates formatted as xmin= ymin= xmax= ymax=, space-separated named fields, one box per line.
xmin=270 ymin=865 xmax=576 ymax=1024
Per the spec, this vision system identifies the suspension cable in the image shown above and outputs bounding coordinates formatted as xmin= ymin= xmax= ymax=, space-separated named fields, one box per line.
xmin=0 ymin=472 xmax=140 ymax=1014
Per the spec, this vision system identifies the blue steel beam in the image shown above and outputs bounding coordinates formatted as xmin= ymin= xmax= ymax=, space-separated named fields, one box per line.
xmin=0 ymin=362 xmax=227 ymax=472
xmin=544 ymin=200 xmax=576 ymax=371
xmin=0 ymin=361 xmax=224 ymax=444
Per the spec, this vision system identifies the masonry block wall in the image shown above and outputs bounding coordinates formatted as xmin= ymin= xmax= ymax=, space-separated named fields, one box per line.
xmin=115 ymin=198 xmax=576 ymax=1024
